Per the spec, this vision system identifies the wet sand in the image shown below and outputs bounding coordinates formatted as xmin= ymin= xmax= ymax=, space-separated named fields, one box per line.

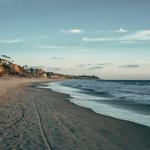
xmin=0 ymin=78 xmax=150 ymax=150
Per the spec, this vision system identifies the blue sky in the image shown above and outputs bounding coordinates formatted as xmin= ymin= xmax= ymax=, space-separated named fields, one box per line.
xmin=0 ymin=0 xmax=150 ymax=79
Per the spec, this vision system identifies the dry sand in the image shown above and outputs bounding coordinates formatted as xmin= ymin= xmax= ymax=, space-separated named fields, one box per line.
xmin=0 ymin=78 xmax=150 ymax=150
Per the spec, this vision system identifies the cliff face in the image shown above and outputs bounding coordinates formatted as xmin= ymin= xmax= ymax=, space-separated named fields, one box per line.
xmin=0 ymin=59 xmax=47 ymax=78
xmin=0 ymin=63 xmax=5 ymax=76
xmin=10 ymin=64 xmax=24 ymax=75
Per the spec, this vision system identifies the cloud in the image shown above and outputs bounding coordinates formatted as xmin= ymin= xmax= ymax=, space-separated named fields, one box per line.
xmin=0 ymin=36 xmax=46 ymax=44
xmin=0 ymin=38 xmax=23 ymax=44
xmin=118 ymin=64 xmax=140 ymax=68
xmin=82 ymin=37 xmax=114 ymax=42
xmin=78 ymin=63 xmax=111 ymax=70
xmin=39 ymin=45 xmax=65 ymax=49
xmin=38 ymin=45 xmax=71 ymax=49
xmin=70 ymin=29 xmax=82 ymax=33
xmin=88 ymin=63 xmax=111 ymax=70
xmin=78 ymin=64 xmax=92 ymax=68
xmin=89 ymin=66 xmax=103 ymax=70
xmin=37 ymin=44 xmax=86 ymax=51
xmin=60 ymin=29 xmax=83 ymax=34
xmin=82 ymin=29 xmax=150 ymax=43
xmin=96 ymin=63 xmax=112 ymax=66
xmin=124 ymin=30 xmax=150 ymax=41
xmin=51 ymin=57 xmax=64 ymax=60
xmin=115 ymin=28 xmax=128 ymax=33
xmin=119 ymin=40 xmax=135 ymax=44
xmin=38 ymin=44 xmax=93 ymax=52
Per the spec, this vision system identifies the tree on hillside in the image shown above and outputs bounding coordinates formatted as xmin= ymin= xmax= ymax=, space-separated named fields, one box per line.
xmin=23 ymin=65 xmax=28 ymax=69
xmin=1 ymin=55 xmax=14 ymax=63
xmin=1 ymin=55 xmax=11 ymax=61
xmin=30 ymin=67 xmax=34 ymax=74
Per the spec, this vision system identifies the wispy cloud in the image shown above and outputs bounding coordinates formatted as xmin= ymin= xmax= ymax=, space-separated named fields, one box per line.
xmin=51 ymin=57 xmax=64 ymax=60
xmin=38 ymin=45 xmax=70 ymax=49
xmin=78 ymin=63 xmax=111 ymax=70
xmin=124 ymin=30 xmax=150 ymax=41
xmin=89 ymin=63 xmax=111 ymax=70
xmin=93 ymin=28 xmax=127 ymax=34
xmin=89 ymin=66 xmax=103 ymax=70
xmin=83 ymin=37 xmax=114 ymax=42
xmin=78 ymin=64 xmax=92 ymax=68
xmin=0 ymin=35 xmax=46 ymax=44
xmin=70 ymin=29 xmax=82 ymax=33
xmin=60 ymin=29 xmax=83 ymax=34
xmin=82 ymin=29 xmax=150 ymax=43
xmin=37 ymin=45 xmax=65 ymax=49
xmin=115 ymin=28 xmax=128 ymax=33
xmin=118 ymin=64 xmax=140 ymax=68
xmin=0 ymin=38 xmax=23 ymax=44
xmin=96 ymin=63 xmax=112 ymax=66
xmin=37 ymin=44 xmax=86 ymax=51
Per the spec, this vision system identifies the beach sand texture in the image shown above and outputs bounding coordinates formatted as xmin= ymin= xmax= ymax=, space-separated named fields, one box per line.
xmin=0 ymin=78 xmax=150 ymax=150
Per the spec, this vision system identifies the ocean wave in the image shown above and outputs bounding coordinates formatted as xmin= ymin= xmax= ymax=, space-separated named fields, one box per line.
xmin=40 ymin=80 xmax=150 ymax=128
xmin=60 ymin=79 xmax=150 ymax=104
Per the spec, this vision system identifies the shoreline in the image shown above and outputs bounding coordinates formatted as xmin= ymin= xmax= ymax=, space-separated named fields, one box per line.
xmin=38 ymin=80 xmax=150 ymax=128
xmin=0 ymin=78 xmax=150 ymax=149
xmin=37 ymin=82 xmax=150 ymax=129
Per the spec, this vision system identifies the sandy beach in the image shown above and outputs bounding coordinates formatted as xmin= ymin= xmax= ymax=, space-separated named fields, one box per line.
xmin=0 ymin=78 xmax=150 ymax=150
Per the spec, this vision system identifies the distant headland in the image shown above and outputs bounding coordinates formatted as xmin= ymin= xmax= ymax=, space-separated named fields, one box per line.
xmin=0 ymin=55 xmax=99 ymax=80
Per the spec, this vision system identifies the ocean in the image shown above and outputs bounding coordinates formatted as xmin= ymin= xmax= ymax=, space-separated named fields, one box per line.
xmin=39 ymin=79 xmax=150 ymax=128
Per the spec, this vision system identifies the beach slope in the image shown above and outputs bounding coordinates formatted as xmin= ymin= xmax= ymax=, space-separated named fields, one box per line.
xmin=0 ymin=78 xmax=150 ymax=150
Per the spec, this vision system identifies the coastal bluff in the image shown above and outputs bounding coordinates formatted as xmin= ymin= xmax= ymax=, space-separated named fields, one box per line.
xmin=0 ymin=56 xmax=99 ymax=80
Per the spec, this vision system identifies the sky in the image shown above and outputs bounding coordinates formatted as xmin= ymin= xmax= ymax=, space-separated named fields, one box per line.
xmin=0 ymin=0 xmax=150 ymax=79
